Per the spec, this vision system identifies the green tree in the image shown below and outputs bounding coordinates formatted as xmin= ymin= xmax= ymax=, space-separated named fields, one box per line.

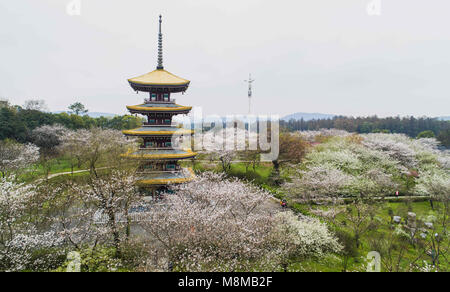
xmin=437 ymin=129 xmax=450 ymax=147
xmin=417 ymin=130 xmax=435 ymax=139
xmin=68 ymin=102 xmax=88 ymax=116
xmin=272 ymin=132 xmax=308 ymax=172
xmin=0 ymin=106 xmax=27 ymax=142
xmin=335 ymin=229 xmax=358 ymax=272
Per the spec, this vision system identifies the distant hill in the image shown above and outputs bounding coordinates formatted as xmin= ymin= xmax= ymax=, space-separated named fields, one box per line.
xmin=85 ymin=112 xmax=118 ymax=118
xmin=282 ymin=112 xmax=336 ymax=121
xmin=438 ymin=116 xmax=450 ymax=121
xmin=53 ymin=111 xmax=118 ymax=118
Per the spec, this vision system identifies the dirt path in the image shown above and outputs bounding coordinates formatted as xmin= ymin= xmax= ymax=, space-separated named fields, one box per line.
xmin=47 ymin=169 xmax=91 ymax=179
xmin=35 ymin=167 xmax=109 ymax=183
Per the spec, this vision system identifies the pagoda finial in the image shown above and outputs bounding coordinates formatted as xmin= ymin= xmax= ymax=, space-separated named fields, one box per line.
xmin=157 ymin=15 xmax=164 ymax=70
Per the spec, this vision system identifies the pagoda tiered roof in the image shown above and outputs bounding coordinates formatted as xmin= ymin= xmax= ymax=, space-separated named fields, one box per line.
xmin=126 ymin=102 xmax=191 ymax=114
xmin=122 ymin=148 xmax=197 ymax=160
xmin=123 ymin=15 xmax=197 ymax=192
xmin=128 ymin=69 xmax=190 ymax=93
xmin=122 ymin=125 xmax=193 ymax=137
xmin=136 ymin=168 xmax=195 ymax=186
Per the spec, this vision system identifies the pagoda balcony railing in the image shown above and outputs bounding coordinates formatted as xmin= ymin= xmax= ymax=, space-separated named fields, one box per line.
xmin=143 ymin=123 xmax=178 ymax=126
xmin=143 ymin=99 xmax=176 ymax=104
xmin=138 ymin=147 xmax=176 ymax=150
xmin=136 ymin=170 xmax=183 ymax=174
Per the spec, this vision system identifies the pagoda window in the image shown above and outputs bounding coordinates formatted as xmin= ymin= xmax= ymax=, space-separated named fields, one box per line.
xmin=143 ymin=164 xmax=153 ymax=170
xmin=166 ymin=164 xmax=176 ymax=171
xmin=164 ymin=119 xmax=171 ymax=124
xmin=165 ymin=142 xmax=172 ymax=147
xmin=149 ymin=119 xmax=156 ymax=124
xmin=145 ymin=141 xmax=154 ymax=148
xmin=163 ymin=93 xmax=169 ymax=101
xmin=151 ymin=93 xmax=157 ymax=101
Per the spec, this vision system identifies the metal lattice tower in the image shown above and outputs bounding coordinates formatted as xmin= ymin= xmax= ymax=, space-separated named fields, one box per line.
xmin=244 ymin=73 xmax=255 ymax=114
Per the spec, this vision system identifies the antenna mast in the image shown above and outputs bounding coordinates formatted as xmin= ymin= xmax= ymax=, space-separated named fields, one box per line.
xmin=244 ymin=74 xmax=255 ymax=114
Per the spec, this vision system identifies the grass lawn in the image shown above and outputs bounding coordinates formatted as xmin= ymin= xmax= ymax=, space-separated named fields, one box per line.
xmin=24 ymin=156 xmax=447 ymax=272
xmin=18 ymin=157 xmax=83 ymax=182
xmin=197 ymin=160 xmax=448 ymax=272
xmin=18 ymin=156 xmax=112 ymax=183
xmin=227 ymin=162 xmax=274 ymax=185
xmin=292 ymin=200 xmax=448 ymax=272
xmin=186 ymin=160 xmax=274 ymax=186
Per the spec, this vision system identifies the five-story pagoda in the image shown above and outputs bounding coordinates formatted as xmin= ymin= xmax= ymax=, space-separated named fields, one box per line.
xmin=122 ymin=15 xmax=196 ymax=195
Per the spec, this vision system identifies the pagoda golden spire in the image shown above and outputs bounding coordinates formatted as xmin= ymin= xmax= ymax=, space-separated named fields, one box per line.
xmin=127 ymin=15 xmax=190 ymax=93
xmin=157 ymin=15 xmax=163 ymax=70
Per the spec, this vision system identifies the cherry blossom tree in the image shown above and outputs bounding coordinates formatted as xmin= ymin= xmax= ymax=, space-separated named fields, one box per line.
xmin=31 ymin=124 xmax=67 ymax=154
xmin=415 ymin=170 xmax=450 ymax=209
xmin=218 ymin=150 xmax=236 ymax=172
xmin=57 ymin=128 xmax=137 ymax=177
xmin=284 ymin=133 xmax=448 ymax=201
xmin=284 ymin=164 xmax=353 ymax=203
xmin=268 ymin=211 xmax=342 ymax=271
xmin=43 ymin=182 xmax=103 ymax=250
xmin=77 ymin=128 xmax=136 ymax=177
xmin=32 ymin=124 xmax=67 ymax=179
xmin=138 ymin=172 xmax=273 ymax=271
xmin=0 ymin=177 xmax=63 ymax=271
xmin=0 ymin=169 xmax=140 ymax=271
xmin=70 ymin=169 xmax=140 ymax=255
xmin=272 ymin=132 xmax=308 ymax=172
xmin=23 ymin=99 xmax=47 ymax=111
xmin=138 ymin=172 xmax=341 ymax=271
xmin=342 ymin=201 xmax=379 ymax=248
xmin=0 ymin=139 xmax=39 ymax=177
xmin=57 ymin=129 xmax=89 ymax=174
xmin=297 ymin=129 xmax=351 ymax=142
xmin=242 ymin=150 xmax=260 ymax=172
xmin=362 ymin=133 xmax=419 ymax=169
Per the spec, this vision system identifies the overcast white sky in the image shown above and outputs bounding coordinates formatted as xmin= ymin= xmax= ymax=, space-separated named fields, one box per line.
xmin=1 ymin=0 xmax=449 ymax=117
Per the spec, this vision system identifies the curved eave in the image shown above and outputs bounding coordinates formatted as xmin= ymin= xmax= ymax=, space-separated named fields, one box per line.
xmin=127 ymin=69 xmax=190 ymax=85
xmin=128 ymin=81 xmax=190 ymax=93
xmin=137 ymin=168 xmax=195 ymax=186
xmin=122 ymin=128 xmax=194 ymax=136
xmin=126 ymin=104 xmax=192 ymax=113
xmin=121 ymin=150 xmax=197 ymax=160
xmin=127 ymin=77 xmax=190 ymax=86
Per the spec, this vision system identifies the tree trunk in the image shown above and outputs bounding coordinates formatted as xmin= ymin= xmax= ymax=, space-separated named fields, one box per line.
xmin=125 ymin=202 xmax=131 ymax=242
xmin=272 ymin=160 xmax=280 ymax=172
xmin=355 ymin=234 xmax=360 ymax=248
xmin=107 ymin=209 xmax=121 ymax=258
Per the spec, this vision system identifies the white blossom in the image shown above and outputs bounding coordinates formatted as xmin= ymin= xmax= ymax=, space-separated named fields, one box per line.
xmin=138 ymin=172 xmax=340 ymax=271
xmin=0 ymin=141 xmax=39 ymax=177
